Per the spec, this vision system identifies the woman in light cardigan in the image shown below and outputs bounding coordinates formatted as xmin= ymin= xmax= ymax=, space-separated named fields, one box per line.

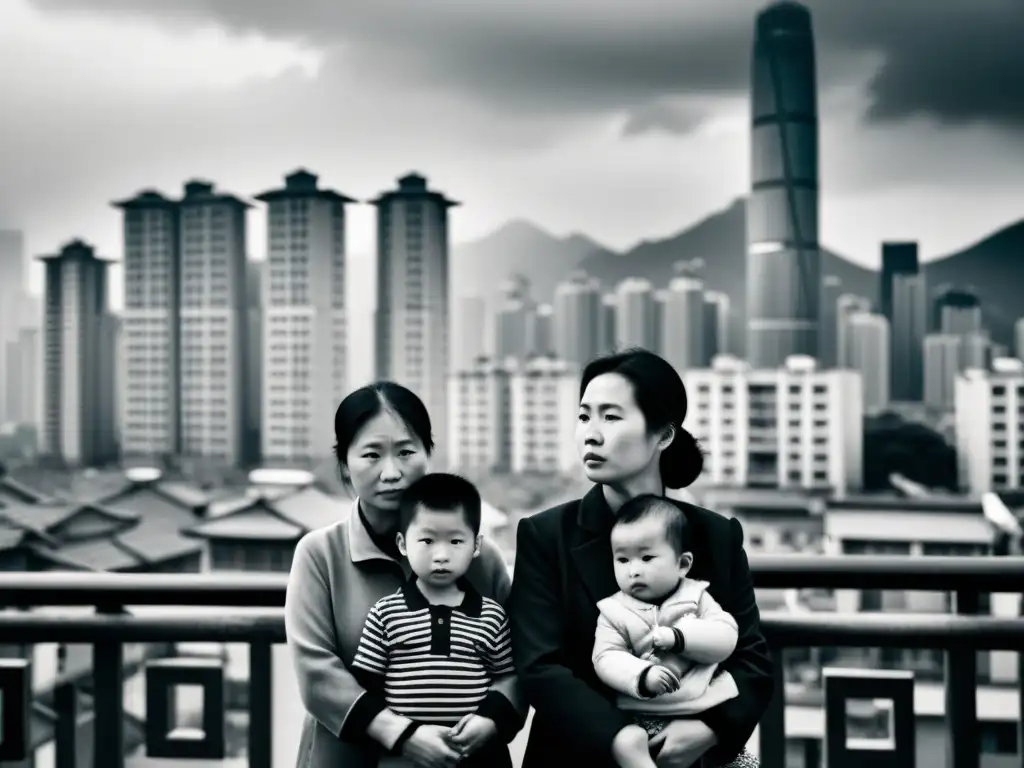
xmin=285 ymin=382 xmax=523 ymax=768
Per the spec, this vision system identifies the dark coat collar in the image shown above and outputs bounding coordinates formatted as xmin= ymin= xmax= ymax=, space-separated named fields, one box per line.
xmin=572 ymin=485 xmax=710 ymax=603
xmin=400 ymin=575 xmax=484 ymax=617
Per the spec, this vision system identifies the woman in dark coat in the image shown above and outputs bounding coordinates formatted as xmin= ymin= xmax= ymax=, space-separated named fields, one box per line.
xmin=508 ymin=349 xmax=773 ymax=768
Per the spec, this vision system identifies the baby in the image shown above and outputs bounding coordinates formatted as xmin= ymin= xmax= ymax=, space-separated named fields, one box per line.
xmin=594 ymin=494 xmax=758 ymax=768
xmin=351 ymin=473 xmax=522 ymax=768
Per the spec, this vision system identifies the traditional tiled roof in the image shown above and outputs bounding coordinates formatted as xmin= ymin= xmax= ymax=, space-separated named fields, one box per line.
xmin=185 ymin=485 xmax=346 ymax=541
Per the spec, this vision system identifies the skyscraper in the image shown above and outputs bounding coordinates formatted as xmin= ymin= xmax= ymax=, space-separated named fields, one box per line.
xmin=891 ymin=272 xmax=927 ymax=401
xmin=747 ymin=1 xmax=820 ymax=367
xmin=372 ymin=172 xmax=457 ymax=467
xmin=112 ymin=190 xmax=181 ymax=460
xmin=614 ymin=278 xmax=657 ymax=351
xmin=553 ymin=272 xmax=602 ymax=366
xmin=255 ymin=169 xmax=353 ymax=464
xmin=935 ymin=288 xmax=983 ymax=335
xmin=703 ymin=291 xmax=731 ymax=364
xmin=848 ymin=313 xmax=890 ymax=414
xmin=818 ymin=275 xmax=842 ymax=368
xmin=39 ymin=240 xmax=118 ymax=466
xmin=880 ymin=242 xmax=919 ymax=322
xmin=661 ymin=273 xmax=705 ymax=372
xmin=177 ymin=180 xmax=251 ymax=466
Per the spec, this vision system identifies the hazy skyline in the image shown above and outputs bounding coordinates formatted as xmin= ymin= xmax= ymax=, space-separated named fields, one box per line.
xmin=1 ymin=0 xmax=1022 ymax=305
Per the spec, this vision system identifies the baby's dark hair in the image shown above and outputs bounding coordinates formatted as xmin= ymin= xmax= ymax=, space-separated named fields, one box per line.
xmin=398 ymin=473 xmax=482 ymax=535
xmin=614 ymin=494 xmax=692 ymax=556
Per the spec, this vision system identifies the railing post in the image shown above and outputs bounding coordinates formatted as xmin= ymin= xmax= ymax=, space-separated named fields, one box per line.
xmin=0 ymin=658 xmax=30 ymax=761
xmin=248 ymin=641 xmax=273 ymax=768
xmin=946 ymin=589 xmax=979 ymax=768
xmin=824 ymin=668 xmax=915 ymax=768
xmin=54 ymin=680 xmax=77 ymax=768
xmin=758 ymin=646 xmax=786 ymax=766
xmin=93 ymin=603 xmax=125 ymax=768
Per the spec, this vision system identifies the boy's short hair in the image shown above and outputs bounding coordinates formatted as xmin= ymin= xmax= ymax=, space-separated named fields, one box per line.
xmin=398 ymin=473 xmax=482 ymax=534
xmin=614 ymin=494 xmax=691 ymax=555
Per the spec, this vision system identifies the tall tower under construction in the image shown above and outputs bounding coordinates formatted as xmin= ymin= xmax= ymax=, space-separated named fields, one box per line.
xmin=746 ymin=1 xmax=820 ymax=367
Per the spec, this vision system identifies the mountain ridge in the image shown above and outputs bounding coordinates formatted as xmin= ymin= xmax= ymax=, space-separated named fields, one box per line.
xmin=451 ymin=199 xmax=1024 ymax=351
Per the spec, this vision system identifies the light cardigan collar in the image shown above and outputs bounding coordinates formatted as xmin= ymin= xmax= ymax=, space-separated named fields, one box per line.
xmin=347 ymin=497 xmax=400 ymax=564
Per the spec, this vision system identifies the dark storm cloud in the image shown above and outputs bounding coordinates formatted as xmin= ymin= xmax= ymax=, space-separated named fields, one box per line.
xmin=25 ymin=0 xmax=1024 ymax=132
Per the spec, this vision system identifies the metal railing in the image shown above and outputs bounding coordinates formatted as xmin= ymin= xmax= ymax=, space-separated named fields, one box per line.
xmin=0 ymin=555 xmax=1021 ymax=768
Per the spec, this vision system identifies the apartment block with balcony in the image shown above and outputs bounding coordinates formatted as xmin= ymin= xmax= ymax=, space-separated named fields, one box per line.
xmin=448 ymin=356 xmax=579 ymax=476
xmin=684 ymin=355 xmax=862 ymax=493
xmin=255 ymin=170 xmax=353 ymax=465
xmin=956 ymin=359 xmax=1024 ymax=494
xmin=447 ymin=357 xmax=514 ymax=472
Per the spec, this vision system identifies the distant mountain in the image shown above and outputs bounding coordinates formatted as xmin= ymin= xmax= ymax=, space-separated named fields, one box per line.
xmin=451 ymin=219 xmax=615 ymax=303
xmin=452 ymin=200 xmax=1024 ymax=351
xmin=575 ymin=199 xmax=875 ymax=354
xmin=923 ymin=221 xmax=1024 ymax=349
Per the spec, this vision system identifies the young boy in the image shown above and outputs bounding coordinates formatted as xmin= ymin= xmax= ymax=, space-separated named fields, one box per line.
xmin=351 ymin=473 xmax=521 ymax=768
xmin=594 ymin=494 xmax=759 ymax=768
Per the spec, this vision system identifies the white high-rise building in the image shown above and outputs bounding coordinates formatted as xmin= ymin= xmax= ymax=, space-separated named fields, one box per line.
xmin=113 ymin=190 xmax=181 ymax=460
xmin=372 ymin=173 xmax=457 ymax=468
xmin=684 ymin=355 xmax=862 ymax=494
xmin=848 ymin=312 xmax=890 ymax=414
xmin=509 ymin=357 xmax=580 ymax=474
xmin=0 ymin=230 xmax=27 ymax=425
xmin=703 ymin=291 xmax=731 ymax=364
xmin=614 ymin=278 xmax=657 ymax=351
xmin=955 ymin=359 xmax=1024 ymax=494
xmin=553 ymin=272 xmax=602 ymax=366
xmin=836 ymin=294 xmax=871 ymax=369
xmin=448 ymin=356 xmax=579 ymax=475
xmin=661 ymin=274 xmax=704 ymax=372
xmin=255 ymin=170 xmax=352 ymax=464
xmin=39 ymin=240 xmax=118 ymax=466
xmin=177 ymin=180 xmax=251 ymax=465
xmin=447 ymin=357 xmax=514 ymax=472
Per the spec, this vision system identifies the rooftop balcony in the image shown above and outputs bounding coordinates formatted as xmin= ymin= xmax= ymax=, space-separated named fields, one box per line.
xmin=0 ymin=555 xmax=1022 ymax=768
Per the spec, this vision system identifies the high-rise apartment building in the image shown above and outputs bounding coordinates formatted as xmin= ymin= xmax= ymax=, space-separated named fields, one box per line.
xmin=661 ymin=273 xmax=705 ymax=373
xmin=684 ymin=355 xmax=862 ymax=494
xmin=818 ymin=275 xmax=842 ymax=368
xmin=255 ymin=170 xmax=352 ymax=464
xmin=39 ymin=240 xmax=118 ymax=466
xmin=372 ymin=173 xmax=456 ymax=467
xmin=448 ymin=355 xmax=579 ymax=475
xmin=891 ymin=272 xmax=927 ymax=401
xmin=935 ymin=288 xmax=983 ymax=335
xmin=0 ymin=230 xmax=27 ymax=424
xmin=615 ymin=278 xmax=657 ymax=351
xmin=848 ymin=312 xmax=890 ymax=414
xmin=956 ymin=360 xmax=1024 ymax=494
xmin=112 ymin=190 xmax=181 ymax=460
xmin=747 ymin=1 xmax=820 ymax=367
xmin=703 ymin=291 xmax=731 ymax=365
xmin=836 ymin=294 xmax=871 ymax=368
xmin=177 ymin=180 xmax=251 ymax=465
xmin=494 ymin=275 xmax=536 ymax=360
xmin=923 ymin=333 xmax=964 ymax=409
xmin=880 ymin=242 xmax=919 ymax=322
xmin=553 ymin=272 xmax=602 ymax=366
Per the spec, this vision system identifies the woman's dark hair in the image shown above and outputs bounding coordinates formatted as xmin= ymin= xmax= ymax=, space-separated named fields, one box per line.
xmin=333 ymin=382 xmax=434 ymax=470
xmin=579 ymin=348 xmax=703 ymax=489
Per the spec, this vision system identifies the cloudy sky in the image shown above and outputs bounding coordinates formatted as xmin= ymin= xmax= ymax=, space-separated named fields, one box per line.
xmin=1 ymin=0 xmax=1023 ymax=308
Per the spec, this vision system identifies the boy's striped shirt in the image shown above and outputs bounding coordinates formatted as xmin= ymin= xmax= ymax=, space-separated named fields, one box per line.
xmin=351 ymin=579 xmax=514 ymax=725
